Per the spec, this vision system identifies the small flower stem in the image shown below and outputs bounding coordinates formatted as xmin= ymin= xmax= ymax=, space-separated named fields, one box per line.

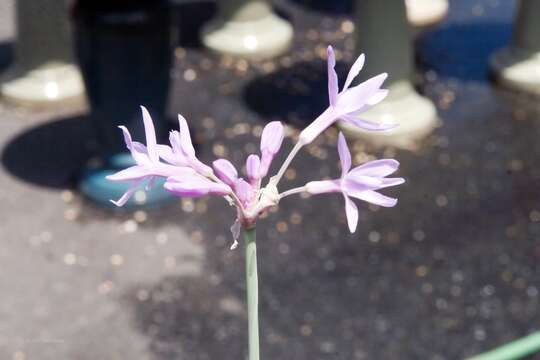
xmin=464 ymin=331 xmax=540 ymax=360
xmin=279 ymin=186 xmax=307 ymax=199
xmin=244 ymin=227 xmax=260 ymax=360
xmin=270 ymin=141 xmax=304 ymax=187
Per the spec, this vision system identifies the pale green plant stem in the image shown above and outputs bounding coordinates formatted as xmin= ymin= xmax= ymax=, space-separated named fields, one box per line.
xmin=244 ymin=227 xmax=260 ymax=360
xmin=270 ymin=141 xmax=304 ymax=187
xmin=465 ymin=332 xmax=540 ymax=360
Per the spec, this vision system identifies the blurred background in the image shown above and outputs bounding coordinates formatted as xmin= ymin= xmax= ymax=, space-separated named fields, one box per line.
xmin=0 ymin=0 xmax=539 ymax=359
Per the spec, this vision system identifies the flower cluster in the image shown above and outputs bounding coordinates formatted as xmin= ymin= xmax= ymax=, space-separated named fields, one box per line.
xmin=108 ymin=46 xmax=404 ymax=248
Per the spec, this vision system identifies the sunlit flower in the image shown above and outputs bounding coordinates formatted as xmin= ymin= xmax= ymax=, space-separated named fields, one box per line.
xmin=299 ymin=46 xmax=394 ymax=145
xmin=305 ymin=133 xmax=405 ymax=232
xmin=107 ymin=106 xmax=195 ymax=206
xmin=108 ymin=44 xmax=404 ymax=248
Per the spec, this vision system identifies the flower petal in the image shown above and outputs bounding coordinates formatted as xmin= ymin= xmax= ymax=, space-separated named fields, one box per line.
xmin=348 ymin=189 xmax=398 ymax=207
xmin=349 ymin=159 xmax=400 ymax=178
xmin=178 ymin=114 xmax=196 ymax=158
xmin=366 ymin=89 xmax=389 ymax=106
xmin=118 ymin=126 xmax=150 ymax=165
xmin=156 ymin=144 xmax=176 ymax=165
xmin=342 ymin=176 xmax=383 ymax=193
xmin=213 ymin=159 xmax=238 ymax=186
xmin=153 ymin=163 xmax=197 ymax=178
xmin=260 ymin=121 xmax=284 ymax=155
xmin=169 ymin=131 xmax=182 ymax=154
xmin=344 ymin=195 xmax=359 ymax=233
xmin=246 ymin=154 xmax=261 ymax=183
xmin=327 ymin=46 xmax=339 ymax=106
xmin=177 ymin=114 xmax=213 ymax=176
xmin=340 ymin=115 xmax=398 ymax=131
xmin=337 ymin=132 xmax=351 ymax=176
xmin=106 ymin=165 xmax=149 ymax=181
xmin=305 ymin=180 xmax=341 ymax=194
xmin=379 ymin=177 xmax=406 ymax=188
xmin=337 ymin=73 xmax=387 ymax=114
xmin=234 ymin=178 xmax=255 ymax=207
xmin=259 ymin=121 xmax=284 ymax=178
xmin=110 ymin=180 xmax=142 ymax=207
xmin=342 ymin=53 xmax=365 ymax=92
xmin=140 ymin=106 xmax=159 ymax=163
xmin=298 ymin=107 xmax=336 ymax=145
xmin=165 ymin=175 xmax=231 ymax=197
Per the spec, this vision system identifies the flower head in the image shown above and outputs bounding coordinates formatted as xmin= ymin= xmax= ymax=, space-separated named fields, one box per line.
xmin=306 ymin=133 xmax=405 ymax=232
xmin=106 ymin=106 xmax=195 ymax=206
xmin=108 ymin=45 xmax=404 ymax=249
xmin=299 ymin=46 xmax=394 ymax=145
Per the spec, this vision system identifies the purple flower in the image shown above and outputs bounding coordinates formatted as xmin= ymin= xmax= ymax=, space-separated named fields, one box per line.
xmin=108 ymin=43 xmax=405 ymax=248
xmin=107 ymin=106 xmax=195 ymax=206
xmin=299 ymin=46 xmax=394 ymax=145
xmin=305 ymin=133 xmax=404 ymax=232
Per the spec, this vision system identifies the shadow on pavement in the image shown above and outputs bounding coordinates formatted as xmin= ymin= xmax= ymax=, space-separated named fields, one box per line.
xmin=1 ymin=115 xmax=95 ymax=188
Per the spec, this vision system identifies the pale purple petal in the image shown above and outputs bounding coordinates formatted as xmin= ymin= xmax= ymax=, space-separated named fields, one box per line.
xmin=258 ymin=155 xmax=272 ymax=179
xmin=230 ymin=219 xmax=241 ymax=250
xmin=344 ymin=195 xmax=359 ymax=233
xmin=337 ymin=132 xmax=351 ymax=176
xmin=341 ymin=176 xmax=383 ymax=193
xmin=348 ymin=189 xmax=398 ymax=207
xmin=327 ymin=46 xmax=339 ymax=106
xmin=106 ymin=165 xmax=149 ymax=181
xmin=157 ymin=133 xmax=188 ymax=166
xmin=234 ymin=178 xmax=255 ymax=207
xmin=140 ymin=106 xmax=159 ymax=163
xmin=366 ymin=89 xmax=389 ymax=106
xmin=260 ymin=121 xmax=284 ymax=155
xmin=379 ymin=177 xmax=405 ymax=188
xmin=178 ymin=114 xmax=196 ymax=157
xmin=177 ymin=115 xmax=213 ymax=176
xmin=342 ymin=53 xmax=365 ymax=92
xmin=305 ymin=180 xmax=341 ymax=194
xmin=340 ymin=115 xmax=398 ymax=131
xmin=165 ymin=175 xmax=231 ymax=197
xmin=118 ymin=126 xmax=150 ymax=165
xmin=213 ymin=159 xmax=238 ymax=186
xmin=153 ymin=163 xmax=197 ymax=178
xmin=298 ymin=107 xmax=337 ymax=145
xmin=131 ymin=141 xmax=148 ymax=155
xmin=156 ymin=145 xmax=176 ymax=165
xmin=164 ymin=181 xmax=210 ymax=197
xmin=259 ymin=121 xmax=284 ymax=178
xmin=110 ymin=180 xmax=142 ymax=207
xmin=246 ymin=154 xmax=261 ymax=183
xmin=336 ymin=73 xmax=387 ymax=114
xmin=349 ymin=159 xmax=400 ymax=178
xmin=169 ymin=131 xmax=182 ymax=154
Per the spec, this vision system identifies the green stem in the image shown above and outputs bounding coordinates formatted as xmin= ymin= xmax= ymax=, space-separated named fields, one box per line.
xmin=465 ymin=332 xmax=540 ymax=360
xmin=244 ymin=227 xmax=260 ymax=360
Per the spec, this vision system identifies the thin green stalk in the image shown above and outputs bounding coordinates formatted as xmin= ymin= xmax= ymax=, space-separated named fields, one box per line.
xmin=465 ymin=332 xmax=540 ymax=360
xmin=244 ymin=227 xmax=260 ymax=360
